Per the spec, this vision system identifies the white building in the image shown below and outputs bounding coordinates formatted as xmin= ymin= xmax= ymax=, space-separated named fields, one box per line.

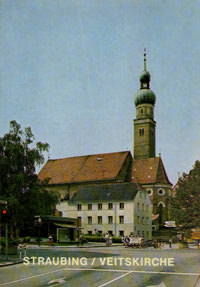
xmin=56 ymin=182 xmax=152 ymax=240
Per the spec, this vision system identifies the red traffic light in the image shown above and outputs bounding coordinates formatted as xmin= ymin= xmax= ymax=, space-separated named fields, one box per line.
xmin=2 ymin=209 xmax=7 ymax=214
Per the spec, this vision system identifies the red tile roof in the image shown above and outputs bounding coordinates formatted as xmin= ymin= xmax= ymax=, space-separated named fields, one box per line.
xmin=38 ymin=151 xmax=131 ymax=185
xmin=131 ymin=157 xmax=172 ymax=185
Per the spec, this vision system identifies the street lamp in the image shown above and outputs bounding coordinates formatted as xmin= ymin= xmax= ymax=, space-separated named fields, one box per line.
xmin=34 ymin=216 xmax=43 ymax=246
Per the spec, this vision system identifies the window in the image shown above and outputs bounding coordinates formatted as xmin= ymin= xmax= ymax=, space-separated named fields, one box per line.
xmin=147 ymin=189 xmax=153 ymax=196
xmin=119 ymin=216 xmax=124 ymax=224
xmin=142 ymin=217 xmax=145 ymax=224
xmin=77 ymin=217 xmax=81 ymax=226
xmin=98 ymin=216 xmax=102 ymax=224
xmin=139 ymin=128 xmax=144 ymax=136
xmin=108 ymin=203 xmax=113 ymax=210
xmin=157 ymin=189 xmax=165 ymax=196
xmin=98 ymin=203 xmax=102 ymax=210
xmin=88 ymin=216 xmax=92 ymax=225
xmin=146 ymin=217 xmax=149 ymax=224
xmin=108 ymin=230 xmax=113 ymax=236
xmin=119 ymin=202 xmax=124 ymax=209
xmin=137 ymin=203 xmax=140 ymax=211
xmin=119 ymin=230 xmax=124 ymax=237
xmin=88 ymin=204 xmax=92 ymax=210
xmin=137 ymin=216 xmax=140 ymax=224
xmin=77 ymin=204 xmax=82 ymax=211
xmin=88 ymin=231 xmax=92 ymax=235
xmin=108 ymin=216 xmax=113 ymax=224
xmin=98 ymin=230 xmax=102 ymax=235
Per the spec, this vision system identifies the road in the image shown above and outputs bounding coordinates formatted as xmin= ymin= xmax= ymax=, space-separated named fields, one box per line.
xmin=0 ymin=246 xmax=199 ymax=287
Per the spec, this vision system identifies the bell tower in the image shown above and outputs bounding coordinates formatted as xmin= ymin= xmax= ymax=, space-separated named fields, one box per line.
xmin=133 ymin=49 xmax=156 ymax=159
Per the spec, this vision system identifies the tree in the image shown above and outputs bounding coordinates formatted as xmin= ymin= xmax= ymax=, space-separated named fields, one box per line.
xmin=170 ymin=160 xmax=200 ymax=230
xmin=0 ymin=120 xmax=59 ymax=239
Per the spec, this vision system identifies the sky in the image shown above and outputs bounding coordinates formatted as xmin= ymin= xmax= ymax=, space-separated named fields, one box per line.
xmin=0 ymin=0 xmax=200 ymax=185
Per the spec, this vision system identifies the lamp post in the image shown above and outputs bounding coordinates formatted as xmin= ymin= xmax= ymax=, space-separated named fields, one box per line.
xmin=34 ymin=216 xmax=43 ymax=246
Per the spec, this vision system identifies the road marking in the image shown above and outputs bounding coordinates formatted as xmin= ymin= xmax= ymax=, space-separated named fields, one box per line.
xmin=98 ymin=272 xmax=132 ymax=287
xmin=48 ymin=278 xmax=65 ymax=285
xmin=147 ymin=282 xmax=167 ymax=287
xmin=0 ymin=269 xmax=65 ymax=286
xmin=0 ymin=268 xmax=199 ymax=286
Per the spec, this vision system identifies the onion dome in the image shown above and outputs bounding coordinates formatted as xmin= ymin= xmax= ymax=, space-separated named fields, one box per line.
xmin=134 ymin=49 xmax=156 ymax=106
xmin=134 ymin=88 xmax=156 ymax=106
xmin=140 ymin=70 xmax=150 ymax=83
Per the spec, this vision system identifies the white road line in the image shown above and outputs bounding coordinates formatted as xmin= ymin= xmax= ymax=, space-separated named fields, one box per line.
xmin=0 ymin=268 xmax=199 ymax=286
xmin=97 ymin=272 xmax=132 ymax=287
xmin=0 ymin=269 xmax=65 ymax=286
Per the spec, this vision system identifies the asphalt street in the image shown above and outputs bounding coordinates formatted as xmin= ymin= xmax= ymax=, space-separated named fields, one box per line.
xmin=0 ymin=246 xmax=199 ymax=287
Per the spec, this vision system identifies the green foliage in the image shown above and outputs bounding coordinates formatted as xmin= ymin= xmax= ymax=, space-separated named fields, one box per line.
xmin=84 ymin=235 xmax=122 ymax=243
xmin=0 ymin=121 xmax=59 ymax=238
xmin=170 ymin=160 xmax=200 ymax=230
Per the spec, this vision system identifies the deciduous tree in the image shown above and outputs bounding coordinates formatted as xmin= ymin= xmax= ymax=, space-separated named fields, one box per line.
xmin=170 ymin=160 xmax=200 ymax=230
xmin=0 ymin=120 xmax=58 ymax=238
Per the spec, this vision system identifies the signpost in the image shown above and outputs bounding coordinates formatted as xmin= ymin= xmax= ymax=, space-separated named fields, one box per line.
xmin=164 ymin=221 xmax=176 ymax=248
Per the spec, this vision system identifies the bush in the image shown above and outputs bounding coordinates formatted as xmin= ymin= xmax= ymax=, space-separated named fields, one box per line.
xmin=84 ymin=235 xmax=122 ymax=243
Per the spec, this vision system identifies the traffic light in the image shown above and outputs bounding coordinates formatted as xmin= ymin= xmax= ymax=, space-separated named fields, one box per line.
xmin=2 ymin=208 xmax=8 ymax=224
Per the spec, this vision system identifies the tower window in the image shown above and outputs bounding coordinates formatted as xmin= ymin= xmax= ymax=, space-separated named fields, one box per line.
xmin=139 ymin=128 xmax=144 ymax=136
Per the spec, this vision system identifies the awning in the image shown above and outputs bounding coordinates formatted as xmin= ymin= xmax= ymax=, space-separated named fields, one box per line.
xmin=53 ymin=223 xmax=78 ymax=228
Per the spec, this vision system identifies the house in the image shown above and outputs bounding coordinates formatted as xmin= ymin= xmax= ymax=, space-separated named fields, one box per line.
xmin=57 ymin=182 xmax=152 ymax=240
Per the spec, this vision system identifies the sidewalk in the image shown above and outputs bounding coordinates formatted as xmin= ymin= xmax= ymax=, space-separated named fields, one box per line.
xmin=0 ymin=255 xmax=23 ymax=267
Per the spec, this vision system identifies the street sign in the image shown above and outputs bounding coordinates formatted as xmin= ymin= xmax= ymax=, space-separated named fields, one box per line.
xmin=164 ymin=221 xmax=176 ymax=227
xmin=0 ymin=200 xmax=7 ymax=205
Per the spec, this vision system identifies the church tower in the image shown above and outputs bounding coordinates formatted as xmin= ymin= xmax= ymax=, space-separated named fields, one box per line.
xmin=133 ymin=49 xmax=156 ymax=159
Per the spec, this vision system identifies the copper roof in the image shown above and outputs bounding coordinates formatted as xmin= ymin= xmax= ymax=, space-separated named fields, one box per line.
xmin=38 ymin=151 xmax=131 ymax=185
xmin=131 ymin=157 xmax=172 ymax=185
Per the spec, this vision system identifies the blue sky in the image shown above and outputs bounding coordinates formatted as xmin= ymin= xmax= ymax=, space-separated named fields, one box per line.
xmin=0 ymin=0 xmax=200 ymax=185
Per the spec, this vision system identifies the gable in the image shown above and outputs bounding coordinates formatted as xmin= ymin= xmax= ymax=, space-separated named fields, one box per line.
xmin=131 ymin=157 xmax=172 ymax=185
xmin=38 ymin=151 xmax=132 ymax=185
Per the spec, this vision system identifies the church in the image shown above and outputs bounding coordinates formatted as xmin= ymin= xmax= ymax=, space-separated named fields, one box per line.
xmin=38 ymin=50 xmax=172 ymax=238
